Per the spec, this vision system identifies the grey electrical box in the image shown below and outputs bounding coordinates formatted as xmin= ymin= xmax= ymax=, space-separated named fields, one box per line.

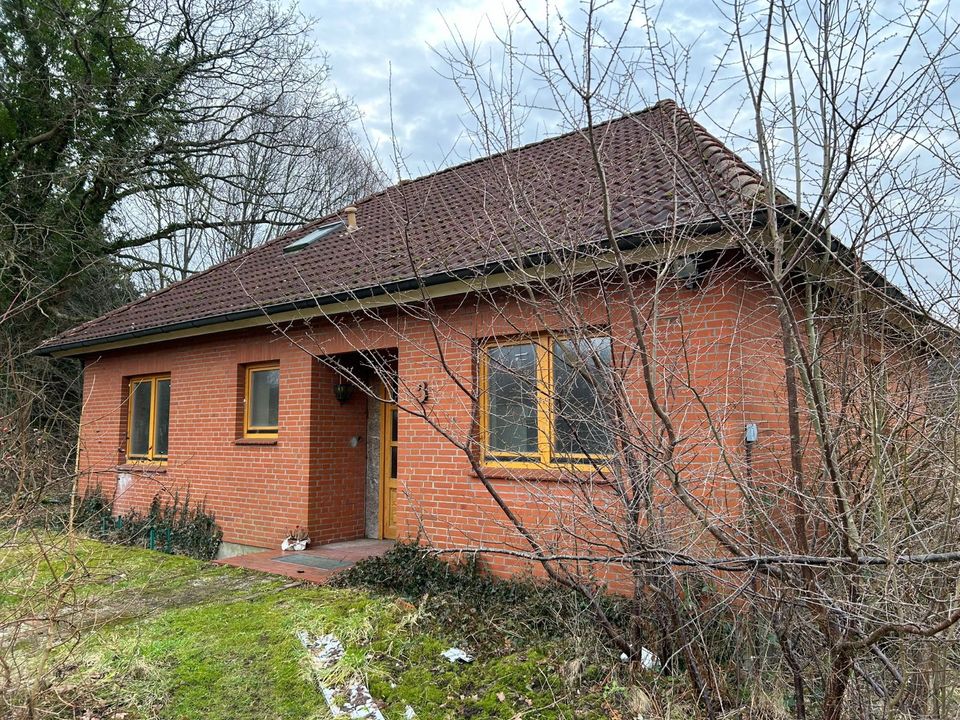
xmin=745 ymin=423 xmax=758 ymax=443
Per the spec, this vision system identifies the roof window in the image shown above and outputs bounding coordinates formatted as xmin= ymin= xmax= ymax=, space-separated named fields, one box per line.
xmin=283 ymin=220 xmax=344 ymax=253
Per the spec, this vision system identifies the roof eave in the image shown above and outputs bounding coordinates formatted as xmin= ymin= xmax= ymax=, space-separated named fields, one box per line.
xmin=38 ymin=222 xmax=745 ymax=358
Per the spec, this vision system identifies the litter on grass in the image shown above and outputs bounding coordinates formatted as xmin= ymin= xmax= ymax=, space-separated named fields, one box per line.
xmin=640 ymin=646 xmax=660 ymax=670
xmin=320 ymin=682 xmax=385 ymax=720
xmin=298 ymin=630 xmax=386 ymax=720
xmin=441 ymin=647 xmax=474 ymax=663
xmin=297 ymin=631 xmax=344 ymax=667
xmin=620 ymin=647 xmax=660 ymax=670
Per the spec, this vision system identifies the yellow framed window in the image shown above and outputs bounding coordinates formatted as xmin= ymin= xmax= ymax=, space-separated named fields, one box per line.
xmin=479 ymin=334 xmax=613 ymax=467
xmin=126 ymin=374 xmax=171 ymax=462
xmin=481 ymin=340 xmax=544 ymax=463
xmin=244 ymin=363 xmax=280 ymax=437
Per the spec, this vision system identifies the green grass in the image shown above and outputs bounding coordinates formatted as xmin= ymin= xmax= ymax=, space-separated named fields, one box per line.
xmin=2 ymin=533 xmax=625 ymax=719
xmin=0 ymin=530 xmax=249 ymax=607
xmin=89 ymin=593 xmax=330 ymax=719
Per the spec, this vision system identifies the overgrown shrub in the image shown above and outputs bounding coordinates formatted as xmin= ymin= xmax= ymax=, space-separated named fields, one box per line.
xmin=333 ymin=541 xmax=466 ymax=596
xmin=74 ymin=485 xmax=222 ymax=560
xmin=333 ymin=542 xmax=628 ymax=639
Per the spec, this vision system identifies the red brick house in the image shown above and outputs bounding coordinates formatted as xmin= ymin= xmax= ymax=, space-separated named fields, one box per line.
xmin=38 ymin=100 xmax=917 ymax=570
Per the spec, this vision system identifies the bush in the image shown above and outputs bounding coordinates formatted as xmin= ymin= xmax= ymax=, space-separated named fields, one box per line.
xmin=332 ymin=541 xmax=467 ymax=596
xmin=332 ymin=542 xmax=628 ymax=639
xmin=74 ymin=485 xmax=222 ymax=560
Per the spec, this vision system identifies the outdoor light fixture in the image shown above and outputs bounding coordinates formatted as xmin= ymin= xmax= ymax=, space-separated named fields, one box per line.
xmin=334 ymin=381 xmax=354 ymax=404
xmin=670 ymin=254 xmax=707 ymax=289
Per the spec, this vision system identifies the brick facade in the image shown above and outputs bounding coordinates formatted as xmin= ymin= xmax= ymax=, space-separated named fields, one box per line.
xmin=76 ymin=266 xmax=791 ymax=577
xmin=77 ymin=328 xmax=370 ymax=549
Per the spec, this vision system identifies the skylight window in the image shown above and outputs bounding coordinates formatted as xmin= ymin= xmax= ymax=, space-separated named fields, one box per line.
xmin=283 ymin=221 xmax=344 ymax=253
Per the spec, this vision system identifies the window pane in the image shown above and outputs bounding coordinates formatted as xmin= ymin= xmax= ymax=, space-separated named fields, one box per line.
xmin=129 ymin=380 xmax=152 ymax=457
xmin=553 ymin=337 xmax=613 ymax=457
xmin=486 ymin=344 xmax=538 ymax=456
xmin=153 ymin=379 xmax=170 ymax=457
xmin=250 ymin=368 xmax=279 ymax=429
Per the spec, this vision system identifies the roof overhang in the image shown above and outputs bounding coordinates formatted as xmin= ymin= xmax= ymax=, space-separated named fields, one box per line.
xmin=39 ymin=230 xmax=739 ymax=358
xmin=41 ymin=208 xmax=953 ymax=359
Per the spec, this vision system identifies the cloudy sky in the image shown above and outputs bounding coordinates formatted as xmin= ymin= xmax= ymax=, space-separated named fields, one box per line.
xmin=300 ymin=0 xmax=735 ymax=178
xmin=296 ymin=1 xmax=959 ymax=308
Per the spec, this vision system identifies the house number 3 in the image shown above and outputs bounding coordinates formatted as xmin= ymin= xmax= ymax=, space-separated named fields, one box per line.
xmin=415 ymin=381 xmax=429 ymax=403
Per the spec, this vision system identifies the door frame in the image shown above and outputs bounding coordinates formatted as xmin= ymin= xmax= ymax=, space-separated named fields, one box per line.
xmin=378 ymin=397 xmax=398 ymax=539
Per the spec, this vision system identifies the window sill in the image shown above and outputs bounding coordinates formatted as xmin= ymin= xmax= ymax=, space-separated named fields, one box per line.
xmin=472 ymin=465 xmax=609 ymax=483
xmin=234 ymin=437 xmax=278 ymax=446
xmin=116 ymin=463 xmax=167 ymax=474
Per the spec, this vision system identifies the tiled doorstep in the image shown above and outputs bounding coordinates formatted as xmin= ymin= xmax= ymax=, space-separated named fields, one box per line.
xmin=216 ymin=539 xmax=395 ymax=584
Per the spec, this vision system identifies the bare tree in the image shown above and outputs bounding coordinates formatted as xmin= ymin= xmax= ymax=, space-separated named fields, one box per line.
xmin=120 ymin=90 xmax=381 ymax=291
xmin=262 ymin=2 xmax=960 ymax=718
xmin=0 ymin=0 xmax=378 ymax=715
xmin=0 ymin=0 xmax=382 ymax=400
xmin=0 ymin=0 xmax=381 ymax=519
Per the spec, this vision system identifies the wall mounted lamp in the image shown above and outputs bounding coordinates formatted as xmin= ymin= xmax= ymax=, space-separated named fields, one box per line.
xmin=334 ymin=381 xmax=354 ymax=404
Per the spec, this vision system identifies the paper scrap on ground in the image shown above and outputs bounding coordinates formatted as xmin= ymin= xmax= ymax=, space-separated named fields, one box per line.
xmin=298 ymin=630 xmax=386 ymax=720
xmin=298 ymin=631 xmax=344 ymax=667
xmin=620 ymin=647 xmax=660 ymax=670
xmin=282 ymin=537 xmax=309 ymax=551
xmin=441 ymin=647 xmax=474 ymax=663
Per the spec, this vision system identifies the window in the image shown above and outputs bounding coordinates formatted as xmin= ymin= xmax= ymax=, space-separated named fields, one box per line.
xmin=553 ymin=337 xmax=614 ymax=459
xmin=126 ymin=375 xmax=171 ymax=462
xmin=283 ymin=221 xmax=344 ymax=253
xmin=244 ymin=363 xmax=280 ymax=437
xmin=486 ymin=343 xmax=539 ymax=457
xmin=479 ymin=334 xmax=613 ymax=467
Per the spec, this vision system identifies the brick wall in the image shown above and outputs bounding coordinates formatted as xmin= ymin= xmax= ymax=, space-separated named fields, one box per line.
xmin=76 ymin=265 xmax=790 ymax=582
xmin=77 ymin=327 xmax=368 ymax=550
xmin=387 ymin=268 xmax=791 ymax=589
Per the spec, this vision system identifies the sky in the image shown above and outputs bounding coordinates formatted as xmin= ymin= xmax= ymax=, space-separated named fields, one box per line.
xmin=301 ymin=0 xmax=732 ymax=178
xmin=298 ymin=0 xmax=960 ymax=311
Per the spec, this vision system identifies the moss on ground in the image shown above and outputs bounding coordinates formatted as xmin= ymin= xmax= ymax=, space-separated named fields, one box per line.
xmin=1 ymin=531 xmax=249 ymax=604
xmin=3 ymin=535 xmax=626 ymax=719
xmin=87 ymin=593 xmax=328 ymax=720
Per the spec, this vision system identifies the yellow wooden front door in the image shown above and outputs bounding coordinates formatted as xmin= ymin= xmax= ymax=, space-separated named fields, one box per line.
xmin=380 ymin=402 xmax=399 ymax=539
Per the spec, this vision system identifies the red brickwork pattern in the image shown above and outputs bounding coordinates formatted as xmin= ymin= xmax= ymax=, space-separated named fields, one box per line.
xmin=77 ymin=269 xmax=790 ymax=585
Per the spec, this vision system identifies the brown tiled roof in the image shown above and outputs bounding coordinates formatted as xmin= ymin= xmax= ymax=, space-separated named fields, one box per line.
xmin=39 ymin=100 xmax=766 ymax=354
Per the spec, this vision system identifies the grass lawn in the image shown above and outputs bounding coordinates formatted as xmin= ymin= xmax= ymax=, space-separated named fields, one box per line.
xmin=1 ymin=533 xmax=632 ymax=719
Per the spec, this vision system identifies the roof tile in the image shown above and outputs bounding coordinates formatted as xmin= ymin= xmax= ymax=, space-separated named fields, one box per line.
xmin=40 ymin=100 xmax=761 ymax=353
